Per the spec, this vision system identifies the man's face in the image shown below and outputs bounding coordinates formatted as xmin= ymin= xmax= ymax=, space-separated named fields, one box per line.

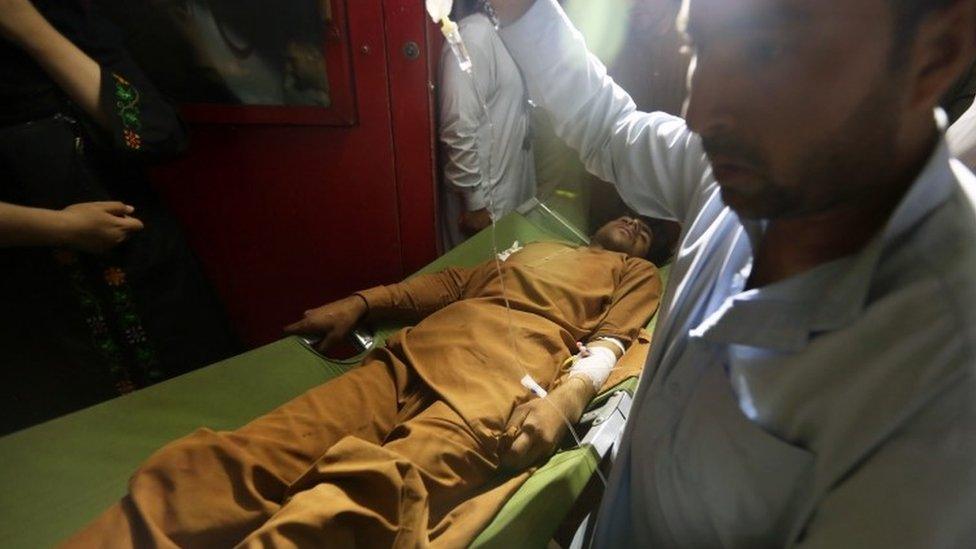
xmin=680 ymin=0 xmax=908 ymax=219
xmin=593 ymin=217 xmax=654 ymax=258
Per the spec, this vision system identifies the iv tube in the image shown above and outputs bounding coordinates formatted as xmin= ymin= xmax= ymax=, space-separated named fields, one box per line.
xmin=443 ymin=19 xmax=473 ymax=74
xmin=428 ymin=1 xmax=606 ymax=486
xmin=467 ymin=39 xmax=607 ymax=488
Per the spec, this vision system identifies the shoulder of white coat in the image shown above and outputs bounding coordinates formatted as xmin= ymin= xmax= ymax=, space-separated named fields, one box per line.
xmin=457 ymin=13 xmax=495 ymax=41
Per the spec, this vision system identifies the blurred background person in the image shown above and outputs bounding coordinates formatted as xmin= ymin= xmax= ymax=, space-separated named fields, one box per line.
xmin=437 ymin=0 xmax=535 ymax=249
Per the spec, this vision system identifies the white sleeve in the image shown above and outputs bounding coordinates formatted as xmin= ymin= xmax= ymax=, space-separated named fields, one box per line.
xmin=498 ymin=0 xmax=711 ymax=223
xmin=438 ymin=23 xmax=493 ymax=212
xmin=947 ymin=98 xmax=976 ymax=172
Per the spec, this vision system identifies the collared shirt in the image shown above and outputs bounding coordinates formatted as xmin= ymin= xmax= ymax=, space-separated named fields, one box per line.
xmin=500 ymin=1 xmax=976 ymax=547
xmin=948 ymin=97 xmax=976 ymax=170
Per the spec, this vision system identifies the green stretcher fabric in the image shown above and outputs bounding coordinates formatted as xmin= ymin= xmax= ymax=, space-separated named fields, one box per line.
xmin=0 ymin=211 xmax=565 ymax=548
xmin=477 ymin=447 xmax=600 ymax=549
xmin=0 ymin=337 xmax=343 ymax=548
xmin=470 ymin=377 xmax=643 ymax=548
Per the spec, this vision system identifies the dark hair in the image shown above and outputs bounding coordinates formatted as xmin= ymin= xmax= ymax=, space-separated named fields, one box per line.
xmin=640 ymin=217 xmax=682 ymax=267
xmin=890 ymin=0 xmax=960 ymax=61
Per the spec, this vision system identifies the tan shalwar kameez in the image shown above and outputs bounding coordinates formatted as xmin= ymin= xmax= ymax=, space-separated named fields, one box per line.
xmin=63 ymin=242 xmax=661 ymax=548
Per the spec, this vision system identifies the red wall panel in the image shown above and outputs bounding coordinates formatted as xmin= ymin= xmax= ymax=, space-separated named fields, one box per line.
xmin=151 ymin=0 xmax=438 ymax=347
xmin=384 ymin=0 xmax=440 ymax=275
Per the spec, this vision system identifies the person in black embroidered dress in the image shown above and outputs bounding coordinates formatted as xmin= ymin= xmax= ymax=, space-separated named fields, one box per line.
xmin=0 ymin=0 xmax=240 ymax=434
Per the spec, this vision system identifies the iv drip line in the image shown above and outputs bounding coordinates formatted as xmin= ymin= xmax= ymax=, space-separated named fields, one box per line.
xmin=429 ymin=1 xmax=607 ymax=487
xmin=473 ymin=46 xmax=609 ymax=488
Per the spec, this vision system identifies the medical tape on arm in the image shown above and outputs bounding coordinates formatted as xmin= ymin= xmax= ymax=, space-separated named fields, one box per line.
xmin=569 ymin=345 xmax=617 ymax=391
xmin=594 ymin=336 xmax=626 ymax=356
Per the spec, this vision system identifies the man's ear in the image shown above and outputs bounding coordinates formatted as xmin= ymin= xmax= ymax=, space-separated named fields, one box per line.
xmin=908 ymin=0 xmax=976 ymax=110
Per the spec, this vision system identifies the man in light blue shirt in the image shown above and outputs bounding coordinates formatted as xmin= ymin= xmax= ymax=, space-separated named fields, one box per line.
xmin=488 ymin=0 xmax=976 ymax=546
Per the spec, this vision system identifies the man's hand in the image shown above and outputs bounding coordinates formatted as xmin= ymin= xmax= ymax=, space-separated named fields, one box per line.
xmin=459 ymin=208 xmax=492 ymax=236
xmin=59 ymin=202 xmax=144 ymax=254
xmin=283 ymin=295 xmax=368 ymax=353
xmin=487 ymin=0 xmax=537 ymax=26
xmin=500 ymin=377 xmax=595 ymax=471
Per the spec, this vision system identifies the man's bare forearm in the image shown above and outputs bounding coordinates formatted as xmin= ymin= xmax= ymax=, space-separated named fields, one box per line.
xmin=552 ymin=376 xmax=597 ymax=421
xmin=488 ymin=0 xmax=537 ymax=26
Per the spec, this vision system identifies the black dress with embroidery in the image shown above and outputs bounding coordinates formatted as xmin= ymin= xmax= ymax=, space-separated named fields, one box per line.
xmin=0 ymin=1 xmax=240 ymax=434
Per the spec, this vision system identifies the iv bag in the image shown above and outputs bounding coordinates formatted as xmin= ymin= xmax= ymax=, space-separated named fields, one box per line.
xmin=426 ymin=0 xmax=452 ymax=22
xmin=426 ymin=0 xmax=472 ymax=74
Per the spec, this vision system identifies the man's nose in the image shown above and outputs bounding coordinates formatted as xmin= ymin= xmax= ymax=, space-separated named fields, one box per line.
xmin=624 ymin=218 xmax=642 ymax=234
xmin=683 ymin=54 xmax=737 ymax=138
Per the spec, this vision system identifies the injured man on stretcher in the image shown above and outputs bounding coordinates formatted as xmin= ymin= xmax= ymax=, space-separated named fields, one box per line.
xmin=64 ymin=216 xmax=666 ymax=548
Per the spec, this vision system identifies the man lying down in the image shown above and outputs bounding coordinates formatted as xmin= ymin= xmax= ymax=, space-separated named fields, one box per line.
xmin=64 ymin=216 xmax=671 ymax=548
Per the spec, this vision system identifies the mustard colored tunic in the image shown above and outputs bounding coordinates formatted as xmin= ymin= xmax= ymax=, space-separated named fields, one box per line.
xmin=357 ymin=241 xmax=662 ymax=439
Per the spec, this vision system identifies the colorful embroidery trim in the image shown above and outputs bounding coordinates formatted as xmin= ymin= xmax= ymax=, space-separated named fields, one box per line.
xmin=112 ymin=73 xmax=143 ymax=151
xmin=103 ymin=267 xmax=163 ymax=382
xmin=123 ymin=129 xmax=142 ymax=150
xmin=56 ymin=249 xmax=132 ymax=393
xmin=55 ymin=249 xmax=163 ymax=396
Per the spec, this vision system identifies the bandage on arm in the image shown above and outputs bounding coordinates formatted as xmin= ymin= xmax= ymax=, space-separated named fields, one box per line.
xmin=591 ymin=336 xmax=626 ymax=357
xmin=568 ymin=345 xmax=618 ymax=391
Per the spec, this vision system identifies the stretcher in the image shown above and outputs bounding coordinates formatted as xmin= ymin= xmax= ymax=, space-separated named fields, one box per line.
xmin=0 ymin=198 xmax=666 ymax=548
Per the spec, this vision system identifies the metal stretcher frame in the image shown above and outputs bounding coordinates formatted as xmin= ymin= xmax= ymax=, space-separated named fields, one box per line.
xmin=0 ymin=199 xmax=662 ymax=548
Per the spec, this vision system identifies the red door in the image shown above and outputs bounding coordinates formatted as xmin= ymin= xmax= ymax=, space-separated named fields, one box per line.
xmin=128 ymin=0 xmax=439 ymax=346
